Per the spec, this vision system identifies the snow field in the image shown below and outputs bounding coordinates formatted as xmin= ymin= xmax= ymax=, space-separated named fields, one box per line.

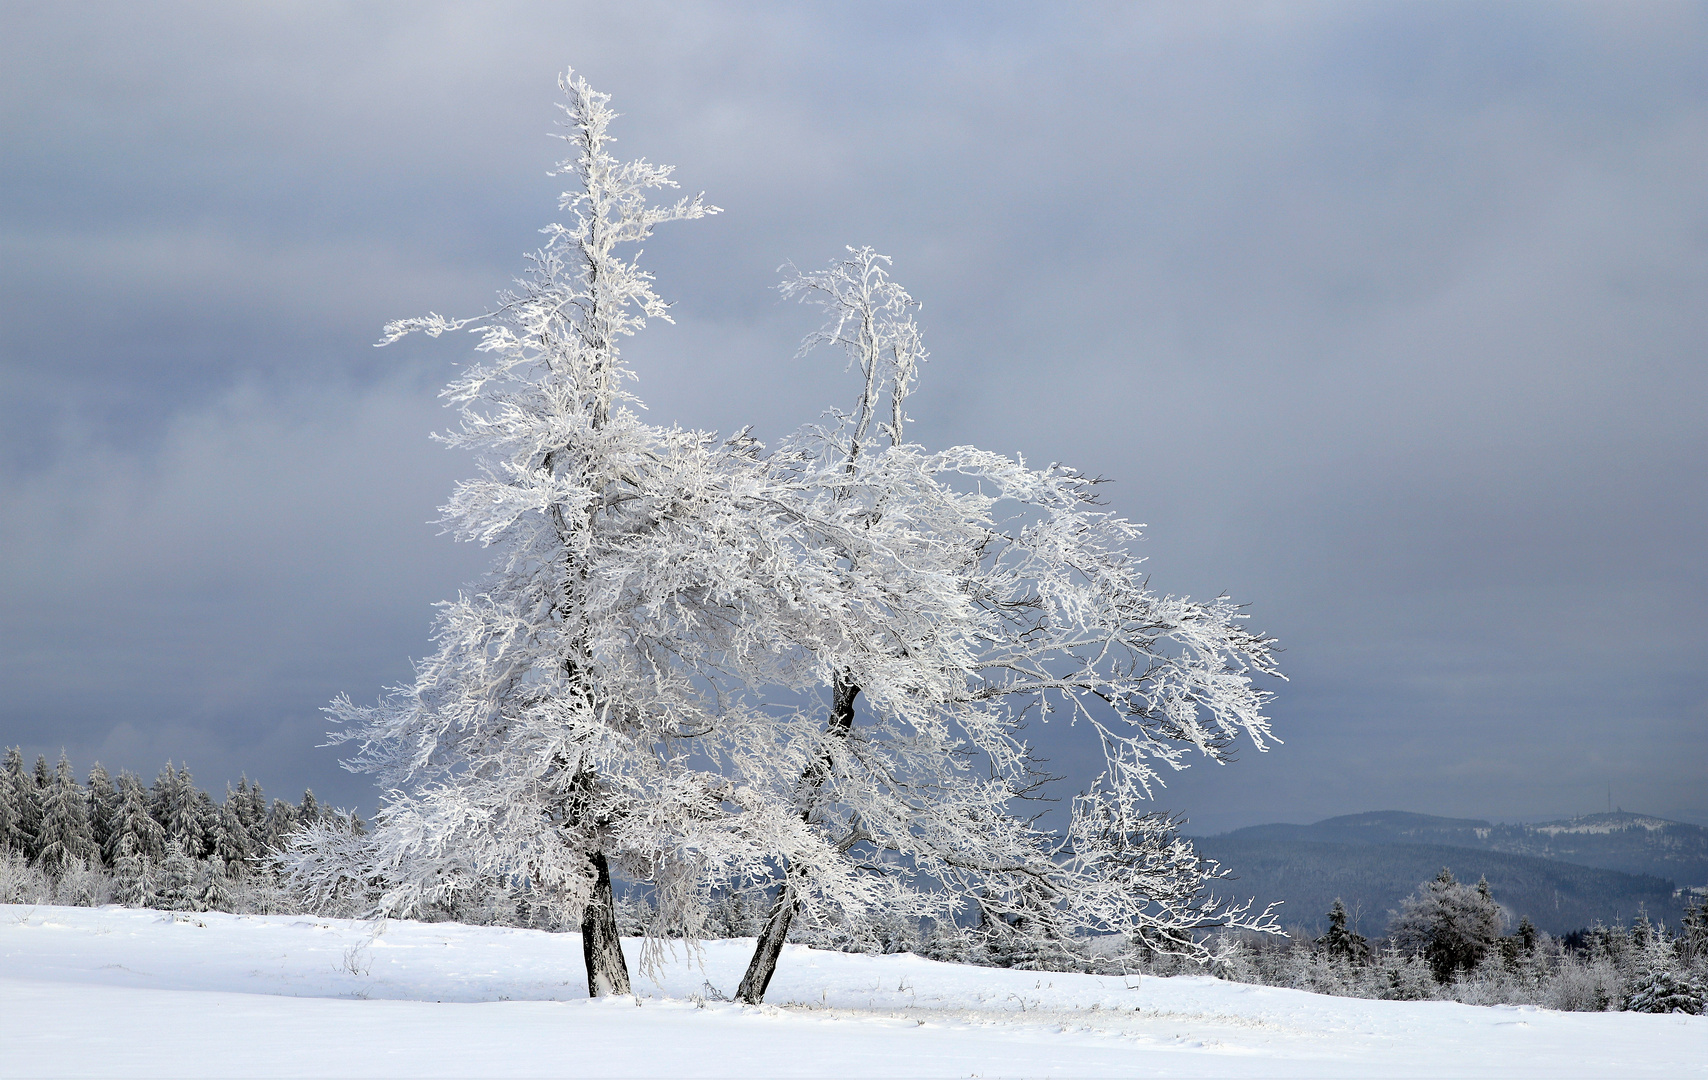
xmin=3 ymin=904 xmax=1702 ymax=1078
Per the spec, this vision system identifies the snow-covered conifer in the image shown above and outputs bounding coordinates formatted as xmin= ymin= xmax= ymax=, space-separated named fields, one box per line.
xmin=298 ymin=790 xmax=320 ymax=829
xmin=211 ymin=796 xmax=251 ymax=877
xmin=157 ymin=765 xmax=207 ymax=857
xmin=157 ymin=840 xmax=196 ymax=911
xmin=9 ymin=752 xmax=44 ymax=859
xmin=195 ymin=858 xmax=233 ymax=913
xmin=1388 ymin=868 xmax=1506 ymax=983
xmin=265 ymin=799 xmax=299 ymax=851
xmin=302 ymin=73 xmax=1280 ymax=1004
xmin=106 ymin=771 xmax=165 ymax=863
xmin=113 ymin=850 xmax=158 ymax=908
xmin=0 ymin=749 xmax=23 ymax=855
xmin=35 ymin=753 xmax=96 ymax=876
xmin=233 ymin=777 xmax=267 ymax=839
xmin=1317 ymin=899 xmax=1370 ymax=964
xmin=85 ymin=763 xmax=118 ymax=864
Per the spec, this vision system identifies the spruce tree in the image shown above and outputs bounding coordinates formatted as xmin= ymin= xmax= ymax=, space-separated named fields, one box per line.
xmin=113 ymin=850 xmax=158 ymax=908
xmin=1681 ymin=895 xmax=1708 ymax=964
xmin=194 ymin=858 xmax=232 ymax=912
xmin=106 ymin=771 xmax=165 ymax=862
xmin=85 ymin=763 xmax=118 ymax=864
xmin=35 ymin=753 xmax=96 ymax=876
xmin=9 ymin=751 xmax=44 ymax=859
xmin=194 ymin=789 xmax=219 ymax=857
xmin=1387 ymin=867 xmax=1506 ymax=983
xmin=171 ymin=768 xmax=207 ymax=856
xmin=1517 ymin=915 xmax=1538 ymax=955
xmin=1317 ymin=899 xmax=1370 ymax=964
xmin=298 ymin=789 xmax=320 ymax=829
xmin=148 ymin=763 xmax=177 ymax=831
xmin=158 ymin=839 xmax=196 ymax=911
xmin=265 ymin=799 xmax=299 ymax=851
xmin=233 ymin=777 xmax=266 ymax=839
xmin=211 ymin=798 xmax=250 ymax=878
xmin=0 ymin=750 xmax=21 ymax=855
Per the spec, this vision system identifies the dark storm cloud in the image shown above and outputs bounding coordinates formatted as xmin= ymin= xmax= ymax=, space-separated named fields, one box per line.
xmin=2 ymin=2 xmax=1702 ymax=830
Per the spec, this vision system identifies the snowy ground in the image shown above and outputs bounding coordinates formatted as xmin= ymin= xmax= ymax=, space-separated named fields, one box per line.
xmin=2 ymin=904 xmax=1701 ymax=1078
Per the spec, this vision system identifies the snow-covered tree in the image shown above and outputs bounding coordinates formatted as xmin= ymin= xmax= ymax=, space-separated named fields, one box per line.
xmin=728 ymin=249 xmax=1282 ymax=1001
xmin=300 ymin=72 xmax=1280 ymax=1004
xmin=195 ymin=858 xmax=233 ymax=913
xmin=5 ymin=750 xmax=43 ymax=859
xmin=297 ymin=790 xmax=320 ymax=830
xmin=157 ymin=839 xmax=196 ymax=911
xmin=232 ymin=777 xmax=267 ymax=839
xmin=150 ymin=763 xmax=206 ymax=858
xmin=1388 ymin=868 xmax=1506 ymax=983
xmin=0 ymin=749 xmax=24 ymax=854
xmin=112 ymin=850 xmax=158 ymax=908
xmin=294 ymin=68 xmax=805 ymax=996
xmin=106 ymin=771 xmax=165 ymax=863
xmin=211 ymin=793 xmax=252 ymax=877
xmin=85 ymin=763 xmax=118 ymax=863
xmin=264 ymin=799 xmax=299 ymax=851
xmin=1317 ymin=899 xmax=1370 ymax=963
xmin=35 ymin=753 xmax=96 ymax=876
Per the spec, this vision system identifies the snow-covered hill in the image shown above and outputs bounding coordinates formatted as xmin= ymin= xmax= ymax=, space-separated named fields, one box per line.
xmin=3 ymin=904 xmax=1702 ymax=1078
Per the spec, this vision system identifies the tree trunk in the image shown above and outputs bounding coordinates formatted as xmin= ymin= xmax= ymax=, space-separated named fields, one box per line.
xmin=736 ymin=875 xmax=798 ymax=1005
xmin=737 ymin=672 xmax=863 ymax=1005
xmin=580 ymin=849 xmax=633 ymax=997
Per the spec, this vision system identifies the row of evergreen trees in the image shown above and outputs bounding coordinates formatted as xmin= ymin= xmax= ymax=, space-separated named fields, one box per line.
xmin=0 ymin=747 xmax=348 ymax=890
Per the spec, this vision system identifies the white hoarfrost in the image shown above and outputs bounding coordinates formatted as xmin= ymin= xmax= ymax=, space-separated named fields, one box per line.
xmin=5 ymin=905 xmax=1704 ymax=1079
xmin=287 ymin=69 xmax=1284 ymax=1001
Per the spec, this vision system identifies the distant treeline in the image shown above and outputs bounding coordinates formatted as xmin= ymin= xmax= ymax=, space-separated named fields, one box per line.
xmin=0 ymin=747 xmax=359 ymax=912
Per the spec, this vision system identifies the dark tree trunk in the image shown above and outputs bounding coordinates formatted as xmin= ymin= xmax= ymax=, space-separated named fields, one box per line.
xmin=736 ymin=873 xmax=799 ymax=1005
xmin=737 ymin=672 xmax=862 ymax=1005
xmin=580 ymin=849 xmax=633 ymax=997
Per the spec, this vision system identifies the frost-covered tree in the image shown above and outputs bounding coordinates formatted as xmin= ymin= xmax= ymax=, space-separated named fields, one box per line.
xmin=299 ymin=72 xmax=1280 ymax=1004
xmin=293 ymin=69 xmax=803 ymax=997
xmin=35 ymin=753 xmax=96 ymax=876
xmin=85 ymin=763 xmax=118 ymax=863
xmin=112 ymin=850 xmax=158 ymax=907
xmin=297 ymin=790 xmax=320 ymax=830
xmin=150 ymin=763 xmax=207 ymax=857
xmin=1388 ymin=869 xmax=1506 ymax=983
xmin=1316 ymin=899 xmax=1370 ymax=964
xmin=232 ymin=777 xmax=267 ymax=839
xmin=157 ymin=839 xmax=196 ymax=911
xmin=265 ymin=799 xmax=299 ymax=851
xmin=729 ymin=249 xmax=1281 ymax=1001
xmin=5 ymin=750 xmax=43 ymax=859
xmin=195 ymin=858 xmax=233 ymax=913
xmin=106 ymin=771 xmax=165 ymax=863
xmin=0 ymin=749 xmax=23 ymax=854
xmin=211 ymin=793 xmax=252 ymax=877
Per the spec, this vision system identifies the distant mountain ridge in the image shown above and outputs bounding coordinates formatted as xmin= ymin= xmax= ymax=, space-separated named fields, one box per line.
xmin=1192 ymin=810 xmax=1706 ymax=938
xmin=1218 ymin=810 xmax=1708 ymax=887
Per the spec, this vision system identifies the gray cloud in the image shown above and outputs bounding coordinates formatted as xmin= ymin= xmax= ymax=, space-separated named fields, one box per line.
xmin=2 ymin=1 xmax=1702 ymax=830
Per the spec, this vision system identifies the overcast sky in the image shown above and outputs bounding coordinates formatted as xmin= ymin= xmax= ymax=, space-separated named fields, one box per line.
xmin=2 ymin=2 xmax=1703 ymax=834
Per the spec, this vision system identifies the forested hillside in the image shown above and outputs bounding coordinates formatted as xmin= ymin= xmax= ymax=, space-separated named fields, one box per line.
xmin=1195 ymin=811 xmax=1703 ymax=936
